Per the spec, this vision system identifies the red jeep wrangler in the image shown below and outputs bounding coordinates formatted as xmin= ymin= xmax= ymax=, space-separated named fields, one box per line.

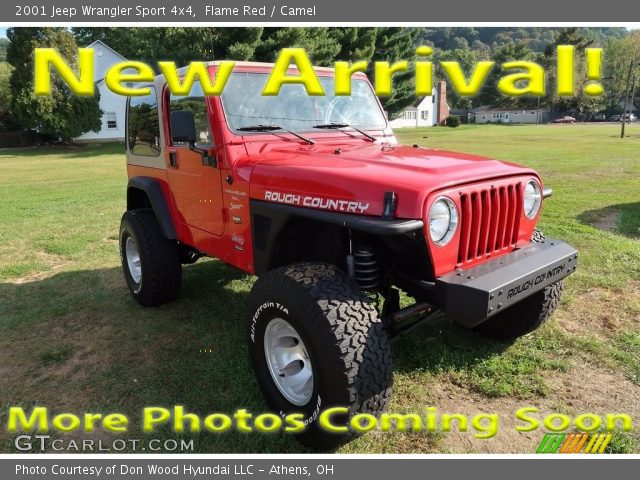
xmin=120 ymin=62 xmax=577 ymax=448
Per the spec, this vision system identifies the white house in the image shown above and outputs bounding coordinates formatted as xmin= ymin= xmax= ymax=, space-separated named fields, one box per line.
xmin=77 ymin=40 xmax=134 ymax=142
xmin=389 ymin=81 xmax=450 ymax=128
xmin=470 ymin=106 xmax=544 ymax=124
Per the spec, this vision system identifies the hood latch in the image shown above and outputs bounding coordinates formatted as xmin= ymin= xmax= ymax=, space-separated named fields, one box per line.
xmin=382 ymin=191 xmax=397 ymax=219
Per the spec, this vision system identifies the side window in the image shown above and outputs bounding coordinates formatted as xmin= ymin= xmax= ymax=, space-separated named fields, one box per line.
xmin=128 ymin=87 xmax=160 ymax=157
xmin=169 ymin=82 xmax=213 ymax=146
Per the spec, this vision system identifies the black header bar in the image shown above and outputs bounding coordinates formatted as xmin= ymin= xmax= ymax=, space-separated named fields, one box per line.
xmin=4 ymin=0 xmax=640 ymax=23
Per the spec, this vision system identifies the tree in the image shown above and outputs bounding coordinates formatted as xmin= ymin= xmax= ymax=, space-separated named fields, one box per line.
xmin=209 ymin=28 xmax=264 ymax=60
xmin=7 ymin=28 xmax=101 ymax=141
xmin=73 ymin=27 xmax=179 ymax=65
xmin=0 ymin=61 xmax=14 ymax=130
xmin=0 ymin=62 xmax=12 ymax=112
xmin=435 ymin=47 xmax=489 ymax=110
xmin=0 ymin=38 xmax=9 ymax=62
xmin=474 ymin=42 xmax=542 ymax=109
xmin=253 ymin=28 xmax=341 ymax=65
xmin=369 ymin=28 xmax=420 ymax=117
xmin=542 ymin=27 xmax=608 ymax=114
xmin=73 ymin=27 xmax=343 ymax=66
xmin=332 ymin=28 xmax=377 ymax=61
xmin=602 ymin=31 xmax=640 ymax=112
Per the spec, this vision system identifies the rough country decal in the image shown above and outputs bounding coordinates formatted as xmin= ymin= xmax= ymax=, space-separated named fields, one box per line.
xmin=265 ymin=191 xmax=369 ymax=214
xmin=507 ymin=264 xmax=566 ymax=299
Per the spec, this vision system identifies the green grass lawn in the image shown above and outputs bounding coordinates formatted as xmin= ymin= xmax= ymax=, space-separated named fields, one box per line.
xmin=0 ymin=124 xmax=639 ymax=453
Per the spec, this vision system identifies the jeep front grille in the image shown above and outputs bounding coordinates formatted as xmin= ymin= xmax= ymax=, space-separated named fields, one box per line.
xmin=457 ymin=182 xmax=523 ymax=265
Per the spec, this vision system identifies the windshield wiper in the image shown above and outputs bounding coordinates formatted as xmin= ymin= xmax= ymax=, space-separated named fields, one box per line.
xmin=237 ymin=125 xmax=315 ymax=145
xmin=312 ymin=123 xmax=377 ymax=142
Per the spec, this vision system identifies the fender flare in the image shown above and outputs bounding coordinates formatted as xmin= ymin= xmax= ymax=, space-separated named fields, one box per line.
xmin=250 ymin=199 xmax=424 ymax=275
xmin=127 ymin=176 xmax=177 ymax=240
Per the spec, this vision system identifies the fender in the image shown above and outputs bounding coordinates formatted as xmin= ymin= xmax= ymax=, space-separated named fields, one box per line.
xmin=250 ymin=199 xmax=424 ymax=274
xmin=127 ymin=177 xmax=177 ymax=240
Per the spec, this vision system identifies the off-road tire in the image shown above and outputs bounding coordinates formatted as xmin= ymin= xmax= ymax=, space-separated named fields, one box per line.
xmin=531 ymin=228 xmax=546 ymax=244
xmin=246 ymin=263 xmax=393 ymax=451
xmin=473 ymin=229 xmax=564 ymax=340
xmin=119 ymin=209 xmax=182 ymax=307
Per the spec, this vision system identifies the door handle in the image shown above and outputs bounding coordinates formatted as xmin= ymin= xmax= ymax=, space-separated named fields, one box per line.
xmin=169 ymin=151 xmax=178 ymax=168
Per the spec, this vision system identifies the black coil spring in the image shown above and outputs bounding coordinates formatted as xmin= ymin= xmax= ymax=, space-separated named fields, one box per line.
xmin=353 ymin=247 xmax=380 ymax=290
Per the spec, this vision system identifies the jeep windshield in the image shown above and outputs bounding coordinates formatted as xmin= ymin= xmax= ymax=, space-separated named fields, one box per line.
xmin=219 ymin=72 xmax=388 ymax=134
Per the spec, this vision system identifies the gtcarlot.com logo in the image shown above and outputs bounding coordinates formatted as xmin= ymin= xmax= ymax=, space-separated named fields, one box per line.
xmin=14 ymin=435 xmax=195 ymax=452
xmin=536 ymin=433 xmax=612 ymax=454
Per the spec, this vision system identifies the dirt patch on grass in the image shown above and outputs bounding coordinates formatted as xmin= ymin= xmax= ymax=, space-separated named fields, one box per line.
xmin=426 ymin=378 xmax=544 ymax=453
xmin=0 ymin=310 xmax=113 ymax=407
xmin=431 ymin=364 xmax=640 ymax=453
xmin=35 ymin=347 xmax=102 ymax=384
xmin=551 ymin=366 xmax=640 ymax=414
xmin=583 ymin=207 xmax=620 ymax=233
xmin=554 ymin=283 xmax=640 ymax=339
xmin=9 ymin=252 xmax=70 ymax=284
xmin=592 ymin=209 xmax=621 ymax=233
xmin=0 ymin=364 xmax=10 ymax=382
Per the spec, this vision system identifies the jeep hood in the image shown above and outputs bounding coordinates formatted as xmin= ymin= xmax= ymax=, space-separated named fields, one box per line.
xmin=246 ymin=142 xmax=539 ymax=219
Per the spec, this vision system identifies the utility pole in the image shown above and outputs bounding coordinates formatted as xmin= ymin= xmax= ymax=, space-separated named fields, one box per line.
xmin=632 ymin=75 xmax=639 ymax=115
xmin=621 ymin=60 xmax=639 ymax=138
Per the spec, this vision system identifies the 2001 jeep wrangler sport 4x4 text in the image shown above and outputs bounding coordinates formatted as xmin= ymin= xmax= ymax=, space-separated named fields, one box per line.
xmin=119 ymin=62 xmax=578 ymax=449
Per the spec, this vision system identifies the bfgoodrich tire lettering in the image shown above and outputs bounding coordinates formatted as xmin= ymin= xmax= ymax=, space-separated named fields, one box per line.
xmin=119 ymin=208 xmax=182 ymax=307
xmin=246 ymin=263 xmax=392 ymax=451
xmin=473 ymin=229 xmax=564 ymax=340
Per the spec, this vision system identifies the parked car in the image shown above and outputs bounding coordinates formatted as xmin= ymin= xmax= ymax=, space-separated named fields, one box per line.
xmin=119 ymin=61 xmax=578 ymax=450
xmin=553 ymin=116 xmax=576 ymax=124
xmin=593 ymin=113 xmax=606 ymax=121
xmin=609 ymin=113 xmax=637 ymax=122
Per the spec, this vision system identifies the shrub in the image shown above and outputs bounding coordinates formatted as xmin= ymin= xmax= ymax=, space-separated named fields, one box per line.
xmin=445 ymin=116 xmax=462 ymax=128
xmin=0 ymin=130 xmax=38 ymax=148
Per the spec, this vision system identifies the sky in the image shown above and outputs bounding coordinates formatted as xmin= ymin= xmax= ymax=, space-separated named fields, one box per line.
xmin=0 ymin=28 xmax=6 ymax=38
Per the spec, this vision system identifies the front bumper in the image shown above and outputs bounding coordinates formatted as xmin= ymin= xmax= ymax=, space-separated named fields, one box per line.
xmin=435 ymin=240 xmax=578 ymax=328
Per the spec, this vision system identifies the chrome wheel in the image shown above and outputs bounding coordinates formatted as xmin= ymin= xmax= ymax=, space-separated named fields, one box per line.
xmin=125 ymin=236 xmax=142 ymax=284
xmin=263 ymin=317 xmax=314 ymax=406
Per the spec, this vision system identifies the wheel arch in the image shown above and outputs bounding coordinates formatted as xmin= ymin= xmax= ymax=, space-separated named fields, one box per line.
xmin=250 ymin=200 xmax=428 ymax=277
xmin=127 ymin=176 xmax=177 ymax=240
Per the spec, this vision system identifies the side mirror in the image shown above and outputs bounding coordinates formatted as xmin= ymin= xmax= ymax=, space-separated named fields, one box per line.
xmin=170 ymin=110 xmax=197 ymax=144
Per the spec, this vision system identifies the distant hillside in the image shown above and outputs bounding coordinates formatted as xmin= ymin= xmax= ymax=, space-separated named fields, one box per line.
xmin=418 ymin=27 xmax=627 ymax=53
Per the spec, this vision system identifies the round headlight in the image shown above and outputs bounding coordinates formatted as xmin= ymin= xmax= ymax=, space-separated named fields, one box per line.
xmin=523 ymin=180 xmax=542 ymax=219
xmin=429 ymin=197 xmax=458 ymax=246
